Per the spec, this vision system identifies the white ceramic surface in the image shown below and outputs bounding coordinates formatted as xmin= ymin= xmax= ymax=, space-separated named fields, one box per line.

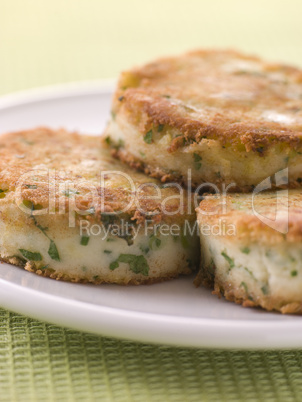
xmin=0 ymin=82 xmax=301 ymax=349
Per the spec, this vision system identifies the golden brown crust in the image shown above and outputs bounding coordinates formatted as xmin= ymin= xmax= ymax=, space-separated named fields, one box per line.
xmin=113 ymin=49 xmax=302 ymax=154
xmin=196 ymin=262 xmax=302 ymax=314
xmin=0 ymin=257 xmax=190 ymax=286
xmin=111 ymin=145 xmax=302 ymax=192
xmin=197 ymin=190 xmax=302 ymax=245
xmin=0 ymin=127 xmax=194 ymax=226
xmin=111 ymin=147 xmax=185 ymax=186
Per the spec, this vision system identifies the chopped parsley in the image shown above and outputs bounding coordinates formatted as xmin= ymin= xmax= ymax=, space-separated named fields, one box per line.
xmin=291 ymin=270 xmax=298 ymax=277
xmin=19 ymin=249 xmax=42 ymax=261
xmin=105 ymin=136 xmax=112 ymax=145
xmin=241 ymin=247 xmax=250 ymax=254
xmin=240 ymin=281 xmax=248 ymax=293
xmin=221 ymin=251 xmax=235 ymax=269
xmin=62 ymin=189 xmax=79 ymax=198
xmin=109 ymin=261 xmax=119 ymax=270
xmin=193 ymin=153 xmax=202 ymax=170
xmin=104 ymin=250 xmax=112 ymax=254
xmin=80 ymin=236 xmax=90 ymax=246
xmin=180 ymin=232 xmax=189 ymax=249
xmin=157 ymin=124 xmax=164 ymax=132
xmin=261 ymin=285 xmax=268 ymax=295
xmin=0 ymin=189 xmax=7 ymax=199
xmin=244 ymin=267 xmax=255 ymax=279
xmin=143 ymin=130 xmax=153 ymax=144
xmin=48 ymin=240 xmax=60 ymax=262
xmin=109 ymin=254 xmax=149 ymax=276
xmin=140 ymin=245 xmax=150 ymax=255
xmin=149 ymin=235 xmax=161 ymax=250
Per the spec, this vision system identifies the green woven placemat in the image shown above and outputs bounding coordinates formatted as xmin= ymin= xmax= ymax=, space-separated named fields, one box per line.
xmin=1 ymin=1 xmax=302 ymax=400
xmin=1 ymin=308 xmax=302 ymax=402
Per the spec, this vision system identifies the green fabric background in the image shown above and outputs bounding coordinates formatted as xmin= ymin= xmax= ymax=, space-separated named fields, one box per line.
xmin=1 ymin=0 xmax=302 ymax=400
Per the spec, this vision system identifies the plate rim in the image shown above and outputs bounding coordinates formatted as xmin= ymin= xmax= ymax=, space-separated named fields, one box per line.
xmin=1 ymin=81 xmax=302 ymax=350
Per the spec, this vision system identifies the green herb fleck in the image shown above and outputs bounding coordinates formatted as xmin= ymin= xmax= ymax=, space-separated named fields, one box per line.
xmin=240 ymin=281 xmax=248 ymax=293
xmin=157 ymin=124 xmax=164 ymax=132
xmin=193 ymin=153 xmax=202 ymax=162
xmin=113 ymin=139 xmax=124 ymax=149
xmin=180 ymin=232 xmax=189 ymax=249
xmin=93 ymin=275 xmax=99 ymax=281
xmin=241 ymin=247 xmax=250 ymax=254
xmin=48 ymin=241 xmax=60 ymax=262
xmin=149 ymin=235 xmax=161 ymax=250
xmin=25 ymin=184 xmax=37 ymax=189
xmin=291 ymin=270 xmax=298 ymax=277
xmin=109 ymin=254 xmax=149 ymax=276
xmin=0 ymin=189 xmax=7 ymax=199
xmin=144 ymin=130 xmax=153 ymax=144
xmin=140 ymin=245 xmax=150 ymax=254
xmin=40 ymin=264 xmax=49 ymax=270
xmin=80 ymin=236 xmax=90 ymax=246
xmin=19 ymin=249 xmax=42 ymax=261
xmin=256 ymin=146 xmax=264 ymax=154
xmin=221 ymin=251 xmax=235 ymax=269
xmin=104 ymin=250 xmax=112 ymax=254
xmin=244 ymin=267 xmax=255 ymax=279
xmin=118 ymin=96 xmax=124 ymax=101
xmin=105 ymin=136 xmax=112 ymax=145
xmin=109 ymin=261 xmax=119 ymax=270
xmin=193 ymin=153 xmax=202 ymax=170
xmin=106 ymin=238 xmax=115 ymax=242
xmin=62 ymin=189 xmax=79 ymax=198
xmin=139 ymin=151 xmax=146 ymax=158
xmin=261 ymin=285 xmax=268 ymax=295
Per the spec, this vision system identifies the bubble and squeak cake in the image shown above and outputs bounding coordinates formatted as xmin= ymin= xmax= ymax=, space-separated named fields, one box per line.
xmin=0 ymin=128 xmax=199 ymax=284
xmin=104 ymin=49 xmax=302 ymax=191
xmin=196 ymin=189 xmax=302 ymax=313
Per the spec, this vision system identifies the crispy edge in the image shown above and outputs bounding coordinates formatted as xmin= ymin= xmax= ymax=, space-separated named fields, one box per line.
xmin=113 ymin=48 xmax=302 ymax=154
xmin=115 ymin=91 xmax=302 ymax=154
xmin=196 ymin=197 xmax=302 ymax=244
xmin=0 ymin=127 xmax=194 ymax=226
xmin=110 ymin=146 xmax=302 ymax=192
xmin=0 ymin=256 xmax=193 ymax=286
xmin=195 ymin=261 xmax=302 ymax=314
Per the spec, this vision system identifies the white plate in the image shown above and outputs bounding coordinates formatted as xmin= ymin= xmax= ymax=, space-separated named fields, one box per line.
xmin=0 ymin=82 xmax=301 ymax=350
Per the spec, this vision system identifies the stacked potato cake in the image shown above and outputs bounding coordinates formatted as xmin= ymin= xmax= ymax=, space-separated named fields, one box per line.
xmin=104 ymin=49 xmax=302 ymax=191
xmin=2 ymin=49 xmax=302 ymax=313
xmin=104 ymin=49 xmax=302 ymax=312
xmin=0 ymin=128 xmax=199 ymax=284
